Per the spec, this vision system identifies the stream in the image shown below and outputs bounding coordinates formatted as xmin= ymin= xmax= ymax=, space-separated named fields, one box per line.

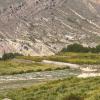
xmin=0 ymin=69 xmax=80 ymax=90
xmin=0 ymin=59 xmax=99 ymax=91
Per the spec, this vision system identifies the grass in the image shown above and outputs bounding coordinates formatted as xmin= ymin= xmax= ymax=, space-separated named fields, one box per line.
xmin=16 ymin=56 xmax=45 ymax=62
xmin=47 ymin=52 xmax=100 ymax=64
xmin=0 ymin=52 xmax=100 ymax=99
xmin=1 ymin=77 xmax=100 ymax=100
xmin=0 ymin=52 xmax=100 ymax=75
xmin=0 ymin=60 xmax=68 ymax=75
xmin=17 ymin=52 xmax=100 ymax=64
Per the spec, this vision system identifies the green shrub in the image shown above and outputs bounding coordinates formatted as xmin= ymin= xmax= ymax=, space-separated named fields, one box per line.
xmin=36 ymin=69 xmax=42 ymax=72
xmin=61 ymin=43 xmax=100 ymax=53
xmin=63 ymin=94 xmax=84 ymax=100
xmin=45 ymin=68 xmax=52 ymax=71
xmin=2 ymin=53 xmax=22 ymax=60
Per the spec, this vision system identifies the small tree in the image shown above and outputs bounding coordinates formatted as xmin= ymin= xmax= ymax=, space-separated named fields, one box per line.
xmin=2 ymin=53 xmax=22 ymax=60
xmin=66 ymin=43 xmax=85 ymax=52
xmin=2 ymin=53 xmax=15 ymax=60
xmin=95 ymin=45 xmax=100 ymax=53
xmin=61 ymin=44 xmax=100 ymax=53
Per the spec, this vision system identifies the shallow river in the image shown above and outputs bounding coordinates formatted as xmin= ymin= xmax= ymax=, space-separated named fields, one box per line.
xmin=0 ymin=69 xmax=80 ymax=90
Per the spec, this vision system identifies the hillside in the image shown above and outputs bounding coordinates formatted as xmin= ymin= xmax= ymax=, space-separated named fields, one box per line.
xmin=0 ymin=0 xmax=100 ymax=56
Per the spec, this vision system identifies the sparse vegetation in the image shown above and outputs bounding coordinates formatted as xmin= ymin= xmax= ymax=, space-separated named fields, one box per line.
xmin=1 ymin=77 xmax=100 ymax=100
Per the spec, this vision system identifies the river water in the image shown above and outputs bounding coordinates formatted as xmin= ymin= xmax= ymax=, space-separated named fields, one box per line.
xmin=0 ymin=69 xmax=81 ymax=90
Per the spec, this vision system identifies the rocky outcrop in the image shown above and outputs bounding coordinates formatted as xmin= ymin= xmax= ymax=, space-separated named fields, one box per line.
xmin=0 ymin=0 xmax=100 ymax=56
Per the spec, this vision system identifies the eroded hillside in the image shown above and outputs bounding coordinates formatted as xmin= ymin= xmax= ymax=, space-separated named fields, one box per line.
xmin=0 ymin=0 xmax=100 ymax=56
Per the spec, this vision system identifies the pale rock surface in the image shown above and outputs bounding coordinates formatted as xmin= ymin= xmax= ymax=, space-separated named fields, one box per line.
xmin=0 ymin=0 xmax=100 ymax=56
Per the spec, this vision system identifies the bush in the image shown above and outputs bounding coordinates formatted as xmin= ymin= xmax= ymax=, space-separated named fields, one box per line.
xmin=61 ymin=43 xmax=100 ymax=53
xmin=2 ymin=53 xmax=22 ymax=60
xmin=63 ymin=94 xmax=84 ymax=100
xmin=61 ymin=43 xmax=89 ymax=53
xmin=95 ymin=45 xmax=100 ymax=53
xmin=45 ymin=68 xmax=52 ymax=71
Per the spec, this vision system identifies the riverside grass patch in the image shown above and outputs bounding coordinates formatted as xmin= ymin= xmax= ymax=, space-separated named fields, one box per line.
xmin=17 ymin=52 xmax=100 ymax=64
xmin=1 ymin=52 xmax=100 ymax=75
xmin=0 ymin=60 xmax=68 ymax=75
xmin=1 ymin=77 xmax=100 ymax=100
xmin=47 ymin=52 xmax=100 ymax=64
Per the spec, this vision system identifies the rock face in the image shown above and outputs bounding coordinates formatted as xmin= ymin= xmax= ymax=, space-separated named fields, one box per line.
xmin=0 ymin=0 xmax=100 ymax=56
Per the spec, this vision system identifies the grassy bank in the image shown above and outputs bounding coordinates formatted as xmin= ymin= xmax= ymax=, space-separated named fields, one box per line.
xmin=47 ymin=52 xmax=100 ymax=64
xmin=17 ymin=52 xmax=100 ymax=64
xmin=1 ymin=77 xmax=100 ymax=100
xmin=0 ymin=52 xmax=100 ymax=75
xmin=0 ymin=60 xmax=68 ymax=75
